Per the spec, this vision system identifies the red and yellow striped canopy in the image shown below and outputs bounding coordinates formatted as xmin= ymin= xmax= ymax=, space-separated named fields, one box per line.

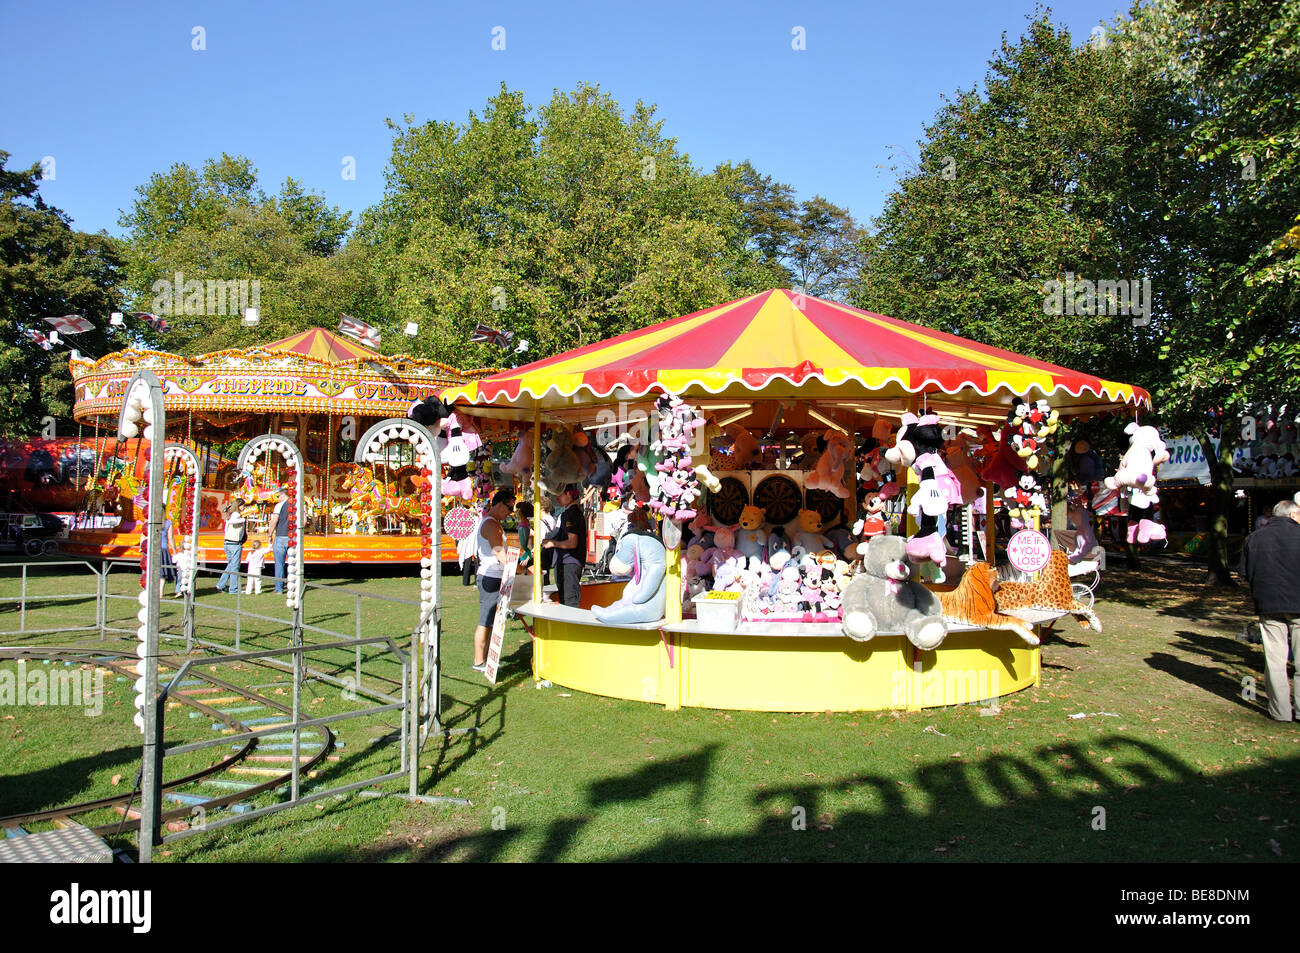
xmin=442 ymin=290 xmax=1150 ymax=418
xmin=266 ymin=328 xmax=378 ymax=363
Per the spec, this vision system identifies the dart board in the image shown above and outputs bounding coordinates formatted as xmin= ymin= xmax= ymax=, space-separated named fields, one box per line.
xmin=443 ymin=506 xmax=478 ymax=540
xmin=707 ymin=477 xmax=749 ymax=525
xmin=806 ymin=488 xmax=846 ymax=526
xmin=753 ymin=475 xmax=802 ymax=526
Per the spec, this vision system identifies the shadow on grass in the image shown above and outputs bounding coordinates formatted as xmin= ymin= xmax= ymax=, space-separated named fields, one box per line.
xmin=0 ymin=746 xmax=140 ymax=819
xmin=309 ymin=734 xmax=1299 ymax=863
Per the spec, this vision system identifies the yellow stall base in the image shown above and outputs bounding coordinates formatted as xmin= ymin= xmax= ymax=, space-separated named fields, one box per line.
xmin=526 ymin=609 xmax=1039 ymax=713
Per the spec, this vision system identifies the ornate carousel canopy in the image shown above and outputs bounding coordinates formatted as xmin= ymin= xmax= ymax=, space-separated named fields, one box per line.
xmin=441 ymin=290 xmax=1151 ymax=423
xmin=71 ymin=328 xmax=500 ymax=423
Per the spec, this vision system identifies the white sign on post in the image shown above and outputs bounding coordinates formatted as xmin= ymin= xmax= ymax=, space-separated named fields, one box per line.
xmin=1006 ymin=529 xmax=1052 ymax=574
xmin=484 ymin=552 xmax=518 ymax=684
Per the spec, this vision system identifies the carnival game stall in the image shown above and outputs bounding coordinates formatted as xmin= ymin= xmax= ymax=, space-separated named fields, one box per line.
xmin=63 ymin=328 xmax=503 ymax=565
xmin=443 ymin=290 xmax=1154 ymax=712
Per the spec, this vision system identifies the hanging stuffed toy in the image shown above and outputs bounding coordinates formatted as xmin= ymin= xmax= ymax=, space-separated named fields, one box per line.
xmin=723 ymin=422 xmax=761 ymax=468
xmin=539 ymin=426 xmax=584 ymax=496
xmin=407 ymin=397 xmax=456 ymax=438
xmin=440 ymin=415 xmax=474 ymax=500
xmin=500 ymin=427 xmax=534 ymax=477
xmin=979 ymin=421 xmax=1028 ymax=490
xmin=885 ymin=412 xmax=961 ymax=568
xmin=1104 ymin=422 xmax=1169 ymax=543
xmin=646 ymin=395 xmax=707 ymax=522
xmin=1068 ymin=437 xmax=1106 ymax=485
xmin=805 ymin=429 xmax=854 ymax=498
xmin=944 ymin=435 xmax=982 ymax=505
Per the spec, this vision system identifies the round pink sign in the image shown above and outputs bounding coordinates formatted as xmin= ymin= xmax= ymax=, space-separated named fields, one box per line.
xmin=1006 ymin=529 xmax=1052 ymax=573
xmin=443 ymin=507 xmax=478 ymax=540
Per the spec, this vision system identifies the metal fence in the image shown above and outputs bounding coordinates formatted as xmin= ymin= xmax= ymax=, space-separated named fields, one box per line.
xmin=0 ymin=555 xmax=456 ymax=856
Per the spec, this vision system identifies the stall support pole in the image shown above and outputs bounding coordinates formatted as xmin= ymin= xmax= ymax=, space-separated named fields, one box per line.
xmin=984 ymin=483 xmax=996 ymax=565
xmin=531 ymin=409 xmax=542 ymax=607
xmin=904 ymin=396 xmax=921 ymax=536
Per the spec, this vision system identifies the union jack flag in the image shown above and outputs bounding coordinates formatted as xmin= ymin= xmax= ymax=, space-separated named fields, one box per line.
xmin=131 ymin=312 xmax=169 ymax=332
xmin=27 ymin=330 xmax=51 ymax=350
xmin=338 ymin=314 xmax=381 ymax=348
xmin=471 ymin=323 xmax=513 ymax=348
xmin=42 ymin=314 xmax=93 ymax=334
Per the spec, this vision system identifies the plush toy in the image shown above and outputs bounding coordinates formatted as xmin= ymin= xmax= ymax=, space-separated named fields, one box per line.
xmin=994 ymin=550 xmax=1101 ymax=632
xmin=440 ymin=415 xmax=474 ymax=500
xmin=806 ymin=429 xmax=854 ymax=498
xmin=840 ymin=535 xmax=947 ymax=649
xmin=500 ymin=428 xmax=535 ymax=477
xmin=723 ymin=423 xmax=761 ymax=467
xmin=944 ymin=437 xmax=982 ymax=505
xmin=1005 ymin=473 xmax=1046 ymax=523
xmin=540 ymin=427 xmax=585 ymax=495
xmin=1104 ymin=421 xmax=1169 ymax=542
xmin=592 ymin=533 xmax=668 ymax=625
xmin=979 ymin=425 xmax=1027 ymax=490
xmin=407 ymin=397 xmax=456 ymax=437
xmin=796 ymin=433 xmax=825 ymax=471
xmin=858 ymin=445 xmax=887 ymax=486
xmin=766 ymin=524 xmax=791 ymax=560
xmin=735 ymin=504 xmax=768 ymax=560
xmin=791 ymin=508 xmax=833 ymax=560
xmin=571 ymin=430 xmax=614 ymax=491
xmin=935 ymin=563 xmax=1037 ymax=644
xmin=706 ymin=524 xmax=743 ymax=573
xmin=887 ymin=413 xmax=961 ymax=566
xmin=1069 ymin=438 xmax=1106 ymax=484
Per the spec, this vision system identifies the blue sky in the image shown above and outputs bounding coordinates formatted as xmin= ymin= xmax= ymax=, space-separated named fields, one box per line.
xmin=2 ymin=0 xmax=1128 ymax=236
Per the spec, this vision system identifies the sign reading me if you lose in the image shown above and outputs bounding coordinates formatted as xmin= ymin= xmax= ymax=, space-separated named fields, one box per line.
xmin=1006 ymin=529 xmax=1052 ymax=574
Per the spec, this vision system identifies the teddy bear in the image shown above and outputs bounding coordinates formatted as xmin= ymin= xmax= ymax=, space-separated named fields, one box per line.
xmin=805 ymin=428 xmax=854 ymax=498
xmin=735 ymin=504 xmax=768 ymax=560
xmin=706 ymin=524 xmax=744 ymax=574
xmin=791 ymin=508 xmax=833 ymax=560
xmin=540 ymin=426 xmax=585 ymax=495
xmin=840 ymin=535 xmax=948 ymax=650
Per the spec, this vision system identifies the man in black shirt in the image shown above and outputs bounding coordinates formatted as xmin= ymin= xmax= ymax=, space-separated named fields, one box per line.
xmin=543 ymin=484 xmax=587 ymax=607
xmin=1239 ymin=499 xmax=1300 ymax=721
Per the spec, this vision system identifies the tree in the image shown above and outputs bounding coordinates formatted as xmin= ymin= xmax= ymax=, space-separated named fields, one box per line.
xmin=0 ymin=151 xmax=124 ymax=435
xmin=118 ymin=155 xmax=367 ymax=354
xmin=787 ymin=195 xmax=861 ymax=299
xmin=359 ymin=84 xmax=777 ymax=367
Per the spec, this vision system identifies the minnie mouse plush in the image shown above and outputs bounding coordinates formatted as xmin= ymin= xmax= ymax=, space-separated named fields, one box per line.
xmin=885 ymin=412 xmax=961 ymax=565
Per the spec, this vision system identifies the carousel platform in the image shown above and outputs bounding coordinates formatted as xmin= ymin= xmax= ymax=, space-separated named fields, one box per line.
xmin=61 ymin=529 xmax=472 ymax=565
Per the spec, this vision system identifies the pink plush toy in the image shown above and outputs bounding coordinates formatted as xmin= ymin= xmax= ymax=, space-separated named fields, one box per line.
xmin=707 ymin=525 xmax=743 ymax=573
xmin=1106 ymin=422 xmax=1170 ymax=544
xmin=500 ymin=428 xmax=534 ymax=476
xmin=805 ymin=429 xmax=854 ymax=498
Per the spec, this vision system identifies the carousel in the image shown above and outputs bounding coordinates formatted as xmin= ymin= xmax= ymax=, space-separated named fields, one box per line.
xmin=443 ymin=289 xmax=1153 ymax=712
xmin=63 ymin=328 xmax=502 ymax=565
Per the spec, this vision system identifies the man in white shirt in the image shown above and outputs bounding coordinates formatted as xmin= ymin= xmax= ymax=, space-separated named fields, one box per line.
xmin=217 ymin=499 xmax=246 ymax=594
xmin=269 ymin=488 xmax=291 ymax=594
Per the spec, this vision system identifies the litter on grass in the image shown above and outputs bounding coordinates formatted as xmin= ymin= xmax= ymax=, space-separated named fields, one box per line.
xmin=1067 ymin=711 xmax=1120 ymax=719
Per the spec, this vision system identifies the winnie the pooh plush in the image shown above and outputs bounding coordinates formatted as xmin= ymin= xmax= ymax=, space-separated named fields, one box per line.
xmin=791 ymin=508 xmax=833 ymax=560
xmin=840 ymin=535 xmax=947 ymax=649
xmin=735 ymin=504 xmax=768 ymax=560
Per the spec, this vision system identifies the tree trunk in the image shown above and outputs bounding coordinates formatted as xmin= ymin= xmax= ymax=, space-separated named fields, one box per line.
xmin=1195 ymin=424 xmax=1237 ymax=587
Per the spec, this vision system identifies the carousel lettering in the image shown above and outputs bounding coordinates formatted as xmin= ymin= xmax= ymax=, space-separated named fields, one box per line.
xmin=210 ymin=378 xmax=309 ymax=397
xmin=104 ymin=380 xmax=129 ymax=399
xmin=353 ymin=383 xmax=441 ymax=401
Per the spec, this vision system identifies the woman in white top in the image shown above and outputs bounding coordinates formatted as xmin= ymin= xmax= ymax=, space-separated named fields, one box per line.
xmin=473 ymin=489 xmax=516 ymax=673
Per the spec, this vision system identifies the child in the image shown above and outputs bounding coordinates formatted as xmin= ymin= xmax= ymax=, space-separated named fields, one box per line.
xmin=245 ymin=537 xmax=272 ymax=594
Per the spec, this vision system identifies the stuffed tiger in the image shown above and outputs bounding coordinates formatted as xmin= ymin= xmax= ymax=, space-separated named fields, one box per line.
xmin=937 ymin=563 xmax=1039 ymax=645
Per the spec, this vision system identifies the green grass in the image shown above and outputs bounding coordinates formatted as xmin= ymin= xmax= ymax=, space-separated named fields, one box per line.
xmin=0 ymin=556 xmax=1296 ymax=862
